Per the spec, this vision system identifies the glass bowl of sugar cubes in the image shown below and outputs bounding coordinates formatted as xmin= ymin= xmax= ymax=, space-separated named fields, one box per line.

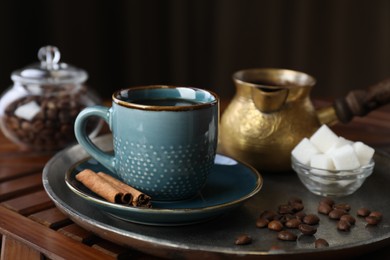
xmin=291 ymin=124 xmax=375 ymax=197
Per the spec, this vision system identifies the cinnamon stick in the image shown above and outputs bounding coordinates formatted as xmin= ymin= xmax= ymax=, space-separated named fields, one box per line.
xmin=97 ymin=172 xmax=152 ymax=208
xmin=76 ymin=169 xmax=125 ymax=204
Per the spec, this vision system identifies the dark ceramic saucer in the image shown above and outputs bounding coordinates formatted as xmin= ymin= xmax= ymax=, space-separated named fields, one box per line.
xmin=65 ymin=154 xmax=263 ymax=226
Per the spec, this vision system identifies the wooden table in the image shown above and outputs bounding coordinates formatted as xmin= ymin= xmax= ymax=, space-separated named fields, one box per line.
xmin=0 ymin=102 xmax=389 ymax=259
xmin=0 ymin=129 xmax=160 ymax=259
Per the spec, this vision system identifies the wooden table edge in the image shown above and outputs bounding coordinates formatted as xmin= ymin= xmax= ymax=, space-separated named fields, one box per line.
xmin=0 ymin=206 xmax=115 ymax=260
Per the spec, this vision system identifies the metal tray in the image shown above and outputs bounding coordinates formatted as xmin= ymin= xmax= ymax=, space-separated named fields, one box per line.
xmin=43 ymin=134 xmax=390 ymax=259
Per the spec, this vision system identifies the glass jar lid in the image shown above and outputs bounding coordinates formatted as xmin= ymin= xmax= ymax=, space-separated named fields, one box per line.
xmin=11 ymin=45 xmax=88 ymax=85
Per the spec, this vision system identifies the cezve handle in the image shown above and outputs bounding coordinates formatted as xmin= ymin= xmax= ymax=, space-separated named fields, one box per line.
xmin=333 ymin=78 xmax=390 ymax=123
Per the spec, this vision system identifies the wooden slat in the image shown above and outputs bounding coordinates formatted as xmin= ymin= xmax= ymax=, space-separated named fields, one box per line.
xmin=0 ymin=173 xmax=43 ymax=201
xmin=0 ymin=143 xmax=27 ymax=155
xmin=1 ymin=236 xmax=42 ymax=260
xmin=57 ymin=224 xmax=97 ymax=245
xmin=0 ymin=134 xmax=54 ymax=161
xmin=0 ymin=155 xmax=51 ymax=168
xmin=29 ymin=207 xmax=72 ymax=229
xmin=1 ymin=190 xmax=53 ymax=215
xmin=0 ymin=206 xmax=115 ymax=260
xmin=0 ymin=166 xmax=43 ymax=182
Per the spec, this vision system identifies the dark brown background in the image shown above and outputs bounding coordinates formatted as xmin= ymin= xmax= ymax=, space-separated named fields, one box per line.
xmin=0 ymin=0 xmax=389 ymax=100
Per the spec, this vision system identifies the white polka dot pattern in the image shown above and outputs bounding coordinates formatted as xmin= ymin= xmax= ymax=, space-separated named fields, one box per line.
xmin=113 ymin=136 xmax=215 ymax=200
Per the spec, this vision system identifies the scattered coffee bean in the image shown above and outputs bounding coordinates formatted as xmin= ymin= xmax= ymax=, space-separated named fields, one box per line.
xmin=279 ymin=214 xmax=295 ymax=224
xmin=278 ymin=204 xmax=294 ymax=214
xmin=369 ymin=211 xmax=383 ymax=221
xmin=285 ymin=218 xmax=301 ymax=229
xmin=260 ymin=210 xmax=278 ymax=221
xmin=365 ymin=216 xmax=381 ymax=226
xmin=337 ymin=220 xmax=351 ymax=231
xmin=357 ymin=208 xmax=371 ymax=217
xmin=235 ymin=234 xmax=252 ymax=245
xmin=333 ymin=203 xmax=351 ymax=212
xmin=252 ymin=198 xmax=382 ymax=249
xmin=288 ymin=197 xmax=303 ymax=205
xmin=277 ymin=230 xmax=297 ymax=241
xmin=290 ymin=202 xmax=304 ymax=212
xmin=328 ymin=209 xmax=347 ymax=220
xmin=299 ymin=223 xmax=317 ymax=235
xmin=255 ymin=218 xmax=269 ymax=228
xmin=319 ymin=197 xmax=334 ymax=207
xmin=340 ymin=215 xmax=356 ymax=225
xmin=294 ymin=211 xmax=306 ymax=221
xmin=318 ymin=203 xmax=332 ymax=215
xmin=268 ymin=220 xmax=283 ymax=231
xmin=315 ymin=238 xmax=329 ymax=248
xmin=303 ymin=214 xmax=320 ymax=225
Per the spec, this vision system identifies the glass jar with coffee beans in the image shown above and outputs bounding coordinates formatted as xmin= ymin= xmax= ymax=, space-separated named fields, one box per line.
xmin=0 ymin=46 xmax=102 ymax=151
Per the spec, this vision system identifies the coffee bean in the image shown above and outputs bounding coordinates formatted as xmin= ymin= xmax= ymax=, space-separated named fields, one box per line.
xmin=21 ymin=121 xmax=31 ymax=131
xmin=272 ymin=214 xmax=283 ymax=221
xmin=340 ymin=214 xmax=356 ymax=225
xmin=318 ymin=203 xmax=332 ymax=215
xmin=357 ymin=208 xmax=371 ymax=217
xmin=1 ymin=85 xmax=100 ymax=151
xmin=277 ymin=230 xmax=297 ymax=241
xmin=299 ymin=223 xmax=317 ymax=235
xmin=268 ymin=220 xmax=283 ymax=231
xmin=285 ymin=218 xmax=301 ymax=229
xmin=303 ymin=214 xmax=320 ymax=225
xmin=319 ymin=197 xmax=334 ymax=207
xmin=252 ymin=198 xmax=384 ymax=248
xmin=255 ymin=218 xmax=269 ymax=228
xmin=365 ymin=216 xmax=381 ymax=226
xmin=288 ymin=197 xmax=303 ymax=205
xmin=290 ymin=202 xmax=304 ymax=212
xmin=278 ymin=204 xmax=294 ymax=214
xmin=59 ymin=111 xmax=72 ymax=123
xmin=260 ymin=210 xmax=277 ymax=221
xmin=333 ymin=203 xmax=351 ymax=212
xmin=285 ymin=214 xmax=296 ymax=221
xmin=46 ymin=107 xmax=58 ymax=119
xmin=315 ymin=238 xmax=329 ymax=248
xmin=369 ymin=211 xmax=383 ymax=221
xmin=235 ymin=234 xmax=252 ymax=245
xmin=294 ymin=211 xmax=306 ymax=221
xmin=32 ymin=120 xmax=45 ymax=132
xmin=328 ymin=209 xmax=347 ymax=220
xmin=279 ymin=214 xmax=295 ymax=224
xmin=337 ymin=220 xmax=351 ymax=231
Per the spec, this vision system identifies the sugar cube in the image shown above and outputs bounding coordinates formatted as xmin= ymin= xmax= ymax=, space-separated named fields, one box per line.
xmin=14 ymin=100 xmax=41 ymax=121
xmin=309 ymin=124 xmax=339 ymax=153
xmin=292 ymin=123 xmax=375 ymax=173
xmin=331 ymin=144 xmax=361 ymax=170
xmin=310 ymin=154 xmax=335 ymax=171
xmin=326 ymin=137 xmax=352 ymax=155
xmin=353 ymin=141 xmax=375 ymax=166
xmin=291 ymin=138 xmax=320 ymax=165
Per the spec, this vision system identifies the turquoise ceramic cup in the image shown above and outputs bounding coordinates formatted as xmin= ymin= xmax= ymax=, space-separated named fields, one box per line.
xmin=74 ymin=86 xmax=219 ymax=201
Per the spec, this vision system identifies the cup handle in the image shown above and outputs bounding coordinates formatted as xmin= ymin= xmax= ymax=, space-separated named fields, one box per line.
xmin=74 ymin=106 xmax=116 ymax=173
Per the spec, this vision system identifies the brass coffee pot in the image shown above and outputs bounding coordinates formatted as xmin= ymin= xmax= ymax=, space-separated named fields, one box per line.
xmin=220 ymin=68 xmax=390 ymax=172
